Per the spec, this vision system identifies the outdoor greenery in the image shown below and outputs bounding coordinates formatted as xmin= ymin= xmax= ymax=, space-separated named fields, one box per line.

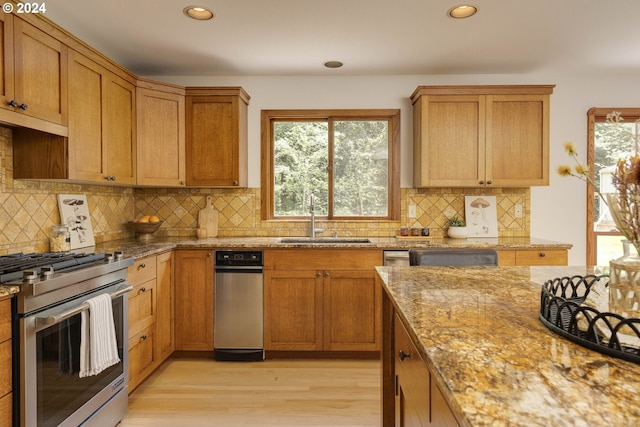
xmin=273 ymin=119 xmax=389 ymax=217
xmin=594 ymin=120 xmax=639 ymax=219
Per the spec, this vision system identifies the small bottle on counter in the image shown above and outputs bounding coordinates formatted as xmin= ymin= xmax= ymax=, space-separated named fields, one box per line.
xmin=50 ymin=224 xmax=71 ymax=252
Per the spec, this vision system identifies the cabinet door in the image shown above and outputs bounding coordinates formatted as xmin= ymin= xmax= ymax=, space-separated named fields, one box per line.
xmin=13 ymin=17 xmax=67 ymax=125
xmin=323 ymin=270 xmax=380 ymax=351
xmin=0 ymin=13 xmax=14 ymax=113
xmin=486 ymin=94 xmax=549 ymax=186
xmin=67 ymin=50 xmax=106 ymax=182
xmin=137 ymin=86 xmax=186 ymax=186
xmin=156 ymin=251 xmax=175 ymax=361
xmin=103 ymin=72 xmax=136 ymax=184
xmin=395 ymin=315 xmax=430 ymax=427
xmin=264 ymin=270 xmax=324 ymax=351
xmin=68 ymin=50 xmax=136 ymax=184
xmin=174 ymin=250 xmax=214 ymax=351
xmin=185 ymin=92 xmax=247 ymax=187
xmin=413 ymin=95 xmax=485 ymax=187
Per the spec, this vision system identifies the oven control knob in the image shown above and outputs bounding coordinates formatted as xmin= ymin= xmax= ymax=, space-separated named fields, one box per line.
xmin=22 ymin=270 xmax=38 ymax=283
xmin=105 ymin=253 xmax=114 ymax=263
xmin=114 ymin=251 xmax=124 ymax=261
xmin=41 ymin=267 xmax=54 ymax=280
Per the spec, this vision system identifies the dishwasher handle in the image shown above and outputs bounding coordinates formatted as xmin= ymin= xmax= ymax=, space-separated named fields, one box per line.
xmin=215 ymin=265 xmax=263 ymax=273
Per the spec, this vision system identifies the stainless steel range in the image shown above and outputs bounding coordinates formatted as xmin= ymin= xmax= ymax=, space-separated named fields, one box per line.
xmin=0 ymin=251 xmax=134 ymax=427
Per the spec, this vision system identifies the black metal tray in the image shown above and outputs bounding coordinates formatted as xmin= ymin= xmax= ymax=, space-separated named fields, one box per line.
xmin=539 ymin=274 xmax=640 ymax=364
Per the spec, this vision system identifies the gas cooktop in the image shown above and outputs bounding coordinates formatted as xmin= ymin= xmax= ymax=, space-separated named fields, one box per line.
xmin=0 ymin=252 xmax=112 ymax=284
xmin=1 ymin=252 xmax=134 ymax=314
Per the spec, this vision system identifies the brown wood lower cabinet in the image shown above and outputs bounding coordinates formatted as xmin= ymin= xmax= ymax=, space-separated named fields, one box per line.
xmin=127 ymin=251 xmax=174 ymax=392
xmin=395 ymin=313 xmax=459 ymax=427
xmin=0 ymin=297 xmax=11 ymax=426
xmin=174 ymin=249 xmax=214 ymax=351
xmin=264 ymin=249 xmax=382 ymax=353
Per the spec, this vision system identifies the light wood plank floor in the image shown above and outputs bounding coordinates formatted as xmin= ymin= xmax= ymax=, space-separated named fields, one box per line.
xmin=120 ymin=358 xmax=381 ymax=427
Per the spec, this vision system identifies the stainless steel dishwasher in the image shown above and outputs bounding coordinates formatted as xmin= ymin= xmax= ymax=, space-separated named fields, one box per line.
xmin=214 ymin=250 xmax=264 ymax=361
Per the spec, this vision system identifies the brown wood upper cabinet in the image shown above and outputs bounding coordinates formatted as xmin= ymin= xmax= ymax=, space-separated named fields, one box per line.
xmin=12 ymin=47 xmax=137 ymax=184
xmin=137 ymin=79 xmax=186 ymax=187
xmin=0 ymin=13 xmax=67 ymax=136
xmin=67 ymin=49 xmax=136 ymax=184
xmin=411 ymin=85 xmax=554 ymax=188
xmin=185 ymin=87 xmax=249 ymax=187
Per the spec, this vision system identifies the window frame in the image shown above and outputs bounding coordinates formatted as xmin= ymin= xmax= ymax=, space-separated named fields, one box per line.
xmin=587 ymin=107 xmax=640 ymax=265
xmin=261 ymin=109 xmax=401 ymax=221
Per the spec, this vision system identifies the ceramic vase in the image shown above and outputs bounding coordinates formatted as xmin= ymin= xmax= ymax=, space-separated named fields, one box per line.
xmin=447 ymin=226 xmax=468 ymax=239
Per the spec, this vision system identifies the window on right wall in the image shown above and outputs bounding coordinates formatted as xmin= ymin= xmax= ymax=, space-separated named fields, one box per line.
xmin=587 ymin=108 xmax=640 ymax=265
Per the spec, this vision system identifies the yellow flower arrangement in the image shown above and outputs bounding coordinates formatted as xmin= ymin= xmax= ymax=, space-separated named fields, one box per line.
xmin=558 ymin=140 xmax=606 ymax=205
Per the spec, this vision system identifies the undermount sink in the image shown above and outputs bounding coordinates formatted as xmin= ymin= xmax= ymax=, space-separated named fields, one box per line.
xmin=279 ymin=237 xmax=372 ymax=244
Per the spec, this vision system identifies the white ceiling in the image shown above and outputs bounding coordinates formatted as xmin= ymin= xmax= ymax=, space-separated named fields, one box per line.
xmin=43 ymin=0 xmax=640 ymax=77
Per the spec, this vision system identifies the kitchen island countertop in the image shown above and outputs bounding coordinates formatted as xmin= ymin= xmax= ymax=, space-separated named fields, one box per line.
xmin=377 ymin=265 xmax=640 ymax=427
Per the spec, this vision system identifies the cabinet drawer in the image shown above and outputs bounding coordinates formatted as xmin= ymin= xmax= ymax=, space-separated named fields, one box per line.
xmin=128 ymin=279 xmax=157 ymax=334
xmin=128 ymin=257 xmax=157 ymax=285
xmin=128 ymin=325 xmax=157 ymax=391
xmin=515 ymin=249 xmax=567 ymax=266
xmin=496 ymin=250 xmax=516 ymax=266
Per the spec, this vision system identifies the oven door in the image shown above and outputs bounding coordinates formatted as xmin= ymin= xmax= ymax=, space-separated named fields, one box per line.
xmin=17 ymin=282 xmax=130 ymax=427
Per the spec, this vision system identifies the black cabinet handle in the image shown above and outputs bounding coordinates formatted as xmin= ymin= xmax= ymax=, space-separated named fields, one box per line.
xmin=487 ymin=180 xmax=492 ymax=185
xmin=399 ymin=350 xmax=411 ymax=361
xmin=8 ymin=100 xmax=17 ymax=107
xmin=140 ymin=334 xmax=147 ymax=341
xmin=539 ymin=252 xmax=546 ymax=257
xmin=18 ymin=103 xmax=27 ymax=110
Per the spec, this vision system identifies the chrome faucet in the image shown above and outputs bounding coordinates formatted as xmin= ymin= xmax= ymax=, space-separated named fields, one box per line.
xmin=309 ymin=194 xmax=322 ymax=238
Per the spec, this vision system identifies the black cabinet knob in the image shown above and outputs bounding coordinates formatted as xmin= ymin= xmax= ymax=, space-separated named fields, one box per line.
xmin=399 ymin=350 xmax=411 ymax=361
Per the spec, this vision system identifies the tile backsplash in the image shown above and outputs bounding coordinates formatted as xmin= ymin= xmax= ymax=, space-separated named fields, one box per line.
xmin=1 ymin=127 xmax=529 ymax=254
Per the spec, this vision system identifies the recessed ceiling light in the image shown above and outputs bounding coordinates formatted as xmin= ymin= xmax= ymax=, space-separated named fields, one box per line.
xmin=183 ymin=5 xmax=215 ymax=20
xmin=324 ymin=61 xmax=343 ymax=69
xmin=447 ymin=5 xmax=478 ymax=19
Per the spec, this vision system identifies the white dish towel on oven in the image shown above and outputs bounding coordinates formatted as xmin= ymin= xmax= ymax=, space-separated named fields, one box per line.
xmin=79 ymin=293 xmax=121 ymax=378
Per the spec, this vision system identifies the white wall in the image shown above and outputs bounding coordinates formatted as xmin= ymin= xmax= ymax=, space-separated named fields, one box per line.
xmin=148 ymin=73 xmax=640 ymax=265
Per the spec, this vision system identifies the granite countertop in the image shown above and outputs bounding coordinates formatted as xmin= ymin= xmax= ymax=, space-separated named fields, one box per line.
xmin=377 ymin=265 xmax=640 ymax=427
xmin=0 ymin=237 xmax=571 ymax=297
xmin=95 ymin=236 xmax=571 ymax=260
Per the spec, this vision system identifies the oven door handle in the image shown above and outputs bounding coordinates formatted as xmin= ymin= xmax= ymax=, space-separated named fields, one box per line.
xmin=35 ymin=284 xmax=133 ymax=327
